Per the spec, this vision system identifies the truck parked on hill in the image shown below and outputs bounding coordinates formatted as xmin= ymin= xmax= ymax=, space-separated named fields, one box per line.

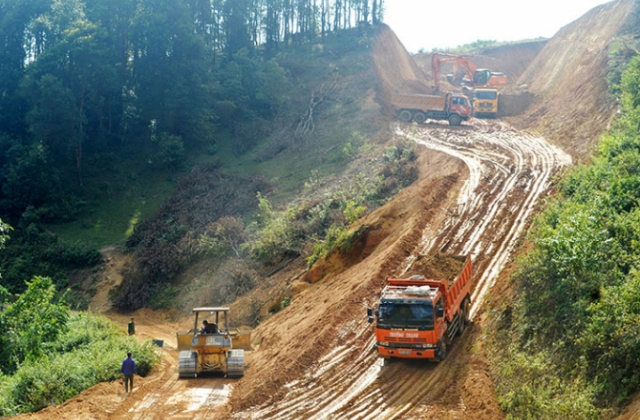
xmin=367 ymin=254 xmax=472 ymax=361
xmin=392 ymin=92 xmax=471 ymax=126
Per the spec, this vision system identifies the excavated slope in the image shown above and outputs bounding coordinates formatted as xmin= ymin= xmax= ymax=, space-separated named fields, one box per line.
xmin=372 ymin=24 xmax=432 ymax=113
xmin=515 ymin=0 xmax=636 ymax=159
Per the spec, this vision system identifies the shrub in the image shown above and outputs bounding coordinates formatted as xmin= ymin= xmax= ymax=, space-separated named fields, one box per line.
xmin=494 ymin=56 xmax=640 ymax=417
xmin=0 ymin=313 xmax=160 ymax=416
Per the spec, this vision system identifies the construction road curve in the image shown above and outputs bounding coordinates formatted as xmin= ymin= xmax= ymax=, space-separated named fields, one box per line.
xmin=233 ymin=119 xmax=572 ymax=419
xmin=108 ymin=119 xmax=571 ymax=419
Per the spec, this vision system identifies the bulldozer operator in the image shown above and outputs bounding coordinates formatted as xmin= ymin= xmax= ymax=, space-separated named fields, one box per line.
xmin=201 ymin=320 xmax=218 ymax=334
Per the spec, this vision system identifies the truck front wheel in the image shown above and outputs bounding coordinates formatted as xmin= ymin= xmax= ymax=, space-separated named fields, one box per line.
xmin=399 ymin=110 xmax=413 ymax=122
xmin=436 ymin=341 xmax=447 ymax=362
xmin=448 ymin=114 xmax=462 ymax=126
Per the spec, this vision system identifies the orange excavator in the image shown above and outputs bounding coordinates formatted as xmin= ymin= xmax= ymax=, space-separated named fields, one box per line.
xmin=431 ymin=52 xmax=507 ymax=93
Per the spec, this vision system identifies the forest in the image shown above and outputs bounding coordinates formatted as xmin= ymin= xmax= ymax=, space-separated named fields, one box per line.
xmin=0 ymin=0 xmax=385 ymax=295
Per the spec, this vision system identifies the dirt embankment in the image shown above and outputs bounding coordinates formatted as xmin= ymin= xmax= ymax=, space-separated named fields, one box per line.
xmin=514 ymin=0 xmax=636 ymax=159
xmin=372 ymin=24 xmax=432 ymax=113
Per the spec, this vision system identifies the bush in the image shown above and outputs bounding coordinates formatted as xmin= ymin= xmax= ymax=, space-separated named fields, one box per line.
xmin=0 ymin=313 xmax=160 ymax=416
xmin=494 ymin=56 xmax=640 ymax=417
xmin=496 ymin=348 xmax=600 ymax=420
xmin=0 ymin=214 xmax=100 ymax=294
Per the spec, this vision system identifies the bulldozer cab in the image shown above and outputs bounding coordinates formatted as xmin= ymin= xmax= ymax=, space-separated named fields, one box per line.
xmin=194 ymin=307 xmax=229 ymax=336
xmin=177 ymin=307 xmax=252 ymax=351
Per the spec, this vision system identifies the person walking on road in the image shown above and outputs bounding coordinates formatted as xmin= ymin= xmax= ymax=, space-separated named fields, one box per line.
xmin=128 ymin=317 xmax=135 ymax=335
xmin=121 ymin=351 xmax=137 ymax=394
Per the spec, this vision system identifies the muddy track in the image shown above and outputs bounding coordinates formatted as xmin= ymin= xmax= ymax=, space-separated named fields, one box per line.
xmin=234 ymin=120 xmax=571 ymax=419
xmin=21 ymin=119 xmax=570 ymax=419
xmin=107 ymin=321 xmax=234 ymax=419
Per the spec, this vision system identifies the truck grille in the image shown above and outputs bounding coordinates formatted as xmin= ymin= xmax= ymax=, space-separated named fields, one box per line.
xmin=383 ymin=336 xmax=427 ymax=343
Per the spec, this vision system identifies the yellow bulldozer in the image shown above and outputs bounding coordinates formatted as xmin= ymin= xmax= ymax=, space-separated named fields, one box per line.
xmin=176 ymin=307 xmax=251 ymax=378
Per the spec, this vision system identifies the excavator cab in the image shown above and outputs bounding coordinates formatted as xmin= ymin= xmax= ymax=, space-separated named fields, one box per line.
xmin=473 ymin=69 xmax=492 ymax=85
xmin=474 ymin=69 xmax=507 ymax=87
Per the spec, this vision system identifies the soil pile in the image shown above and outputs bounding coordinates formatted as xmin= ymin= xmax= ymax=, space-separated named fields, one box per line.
xmin=403 ymin=253 xmax=467 ymax=284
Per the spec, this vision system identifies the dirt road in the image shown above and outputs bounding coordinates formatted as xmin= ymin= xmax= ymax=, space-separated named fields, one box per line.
xmin=227 ymin=119 xmax=571 ymax=419
xmin=16 ymin=121 xmax=571 ymax=420
xmin=14 ymin=0 xmax=634 ymax=414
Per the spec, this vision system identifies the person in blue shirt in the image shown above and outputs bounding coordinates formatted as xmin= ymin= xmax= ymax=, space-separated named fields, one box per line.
xmin=121 ymin=351 xmax=137 ymax=393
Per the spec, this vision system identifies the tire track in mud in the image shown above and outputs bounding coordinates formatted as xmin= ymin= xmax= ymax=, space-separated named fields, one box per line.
xmin=235 ymin=120 xmax=571 ymax=419
xmin=109 ymin=330 xmax=234 ymax=420
xmin=405 ymin=120 xmax=571 ymax=319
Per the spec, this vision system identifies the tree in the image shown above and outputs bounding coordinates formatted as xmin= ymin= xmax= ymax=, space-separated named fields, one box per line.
xmin=0 ymin=276 xmax=69 ymax=374
xmin=222 ymin=0 xmax=254 ymax=57
xmin=23 ymin=74 xmax=81 ymax=171
xmin=0 ymin=218 xmax=9 ymax=252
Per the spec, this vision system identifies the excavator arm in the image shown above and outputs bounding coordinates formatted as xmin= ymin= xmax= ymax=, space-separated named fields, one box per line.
xmin=432 ymin=53 xmax=478 ymax=92
xmin=432 ymin=52 xmax=505 ymax=90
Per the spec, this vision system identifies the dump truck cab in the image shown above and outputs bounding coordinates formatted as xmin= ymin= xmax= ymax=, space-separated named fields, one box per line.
xmin=368 ymin=254 xmax=472 ymax=361
xmin=473 ymin=87 xmax=499 ymax=118
xmin=177 ymin=307 xmax=248 ymax=378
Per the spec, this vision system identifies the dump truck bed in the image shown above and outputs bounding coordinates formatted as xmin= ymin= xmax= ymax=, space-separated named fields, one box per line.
xmin=386 ymin=254 xmax=472 ymax=322
xmin=391 ymin=93 xmax=447 ymax=112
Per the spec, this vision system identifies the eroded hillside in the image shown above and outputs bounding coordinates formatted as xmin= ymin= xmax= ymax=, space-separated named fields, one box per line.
xmin=516 ymin=0 xmax=636 ymax=159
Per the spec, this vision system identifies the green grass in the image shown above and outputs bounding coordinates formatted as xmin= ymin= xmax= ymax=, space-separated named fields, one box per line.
xmin=0 ymin=313 xmax=161 ymax=416
xmin=49 ymin=164 xmax=180 ymax=247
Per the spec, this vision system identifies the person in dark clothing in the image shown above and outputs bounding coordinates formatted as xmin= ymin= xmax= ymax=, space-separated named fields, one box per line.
xmin=201 ymin=320 xmax=218 ymax=334
xmin=128 ymin=318 xmax=135 ymax=335
xmin=121 ymin=351 xmax=137 ymax=393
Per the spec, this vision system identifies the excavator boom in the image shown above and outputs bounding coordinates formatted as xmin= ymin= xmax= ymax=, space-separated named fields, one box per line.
xmin=432 ymin=52 xmax=506 ymax=92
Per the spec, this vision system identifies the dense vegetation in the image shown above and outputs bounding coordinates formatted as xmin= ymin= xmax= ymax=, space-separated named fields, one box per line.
xmin=0 ymin=0 xmax=387 ymax=295
xmin=0 ymin=221 xmax=160 ymax=416
xmin=493 ymin=55 xmax=640 ymax=418
xmin=0 ymin=1 xmax=393 ymax=413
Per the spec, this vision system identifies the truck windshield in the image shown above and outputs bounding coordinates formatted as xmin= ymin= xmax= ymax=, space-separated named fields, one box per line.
xmin=378 ymin=303 xmax=434 ymax=330
xmin=451 ymin=97 xmax=468 ymax=105
xmin=475 ymin=91 xmax=497 ymax=100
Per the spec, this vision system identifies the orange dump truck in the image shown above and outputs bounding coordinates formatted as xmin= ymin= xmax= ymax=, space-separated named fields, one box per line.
xmin=367 ymin=254 xmax=472 ymax=361
xmin=391 ymin=92 xmax=472 ymax=126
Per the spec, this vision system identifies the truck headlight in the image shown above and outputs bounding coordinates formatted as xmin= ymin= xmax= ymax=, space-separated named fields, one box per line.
xmin=378 ymin=342 xmax=389 ymax=347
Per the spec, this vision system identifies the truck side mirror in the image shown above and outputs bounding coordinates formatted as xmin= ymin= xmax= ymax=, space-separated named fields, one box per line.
xmin=368 ymin=316 xmax=374 ymax=324
xmin=367 ymin=308 xmax=373 ymax=317
xmin=436 ymin=307 xmax=444 ymax=318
